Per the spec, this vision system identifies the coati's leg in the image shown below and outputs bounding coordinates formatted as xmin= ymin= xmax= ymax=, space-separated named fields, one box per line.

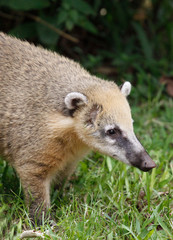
xmin=54 ymin=160 xmax=79 ymax=191
xmin=16 ymin=164 xmax=52 ymax=226
xmin=23 ymin=177 xmax=50 ymax=226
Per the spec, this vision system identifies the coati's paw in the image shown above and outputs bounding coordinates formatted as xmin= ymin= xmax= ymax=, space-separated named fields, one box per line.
xmin=20 ymin=220 xmax=58 ymax=239
xmin=20 ymin=229 xmax=45 ymax=239
xmin=29 ymin=205 xmax=54 ymax=227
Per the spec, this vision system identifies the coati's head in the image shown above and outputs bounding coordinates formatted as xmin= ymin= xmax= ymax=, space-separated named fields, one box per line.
xmin=64 ymin=81 xmax=156 ymax=172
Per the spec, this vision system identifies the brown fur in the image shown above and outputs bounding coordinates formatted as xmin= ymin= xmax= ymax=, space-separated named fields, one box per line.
xmin=0 ymin=32 xmax=133 ymax=224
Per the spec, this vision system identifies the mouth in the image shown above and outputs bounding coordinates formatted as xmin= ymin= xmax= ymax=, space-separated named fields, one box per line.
xmin=112 ymin=150 xmax=156 ymax=172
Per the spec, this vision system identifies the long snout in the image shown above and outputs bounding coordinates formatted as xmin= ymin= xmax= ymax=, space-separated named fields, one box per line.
xmin=108 ymin=131 xmax=156 ymax=172
xmin=130 ymin=150 xmax=156 ymax=172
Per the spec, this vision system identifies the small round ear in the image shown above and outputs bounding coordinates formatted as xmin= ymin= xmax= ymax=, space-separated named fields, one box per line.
xmin=65 ymin=92 xmax=88 ymax=110
xmin=120 ymin=81 xmax=131 ymax=97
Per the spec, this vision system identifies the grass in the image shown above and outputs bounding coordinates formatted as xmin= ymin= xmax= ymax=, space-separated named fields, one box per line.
xmin=0 ymin=80 xmax=173 ymax=239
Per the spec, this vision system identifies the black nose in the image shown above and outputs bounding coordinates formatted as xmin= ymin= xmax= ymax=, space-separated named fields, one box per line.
xmin=130 ymin=151 xmax=156 ymax=172
xmin=140 ymin=155 xmax=156 ymax=172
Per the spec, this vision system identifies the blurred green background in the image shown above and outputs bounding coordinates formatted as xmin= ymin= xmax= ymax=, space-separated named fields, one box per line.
xmin=0 ymin=0 xmax=173 ymax=98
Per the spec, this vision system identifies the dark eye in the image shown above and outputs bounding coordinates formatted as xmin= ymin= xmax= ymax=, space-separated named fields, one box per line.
xmin=106 ymin=127 xmax=122 ymax=137
xmin=107 ymin=129 xmax=116 ymax=135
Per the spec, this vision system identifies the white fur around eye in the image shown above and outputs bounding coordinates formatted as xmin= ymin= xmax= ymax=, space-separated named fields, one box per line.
xmin=105 ymin=124 xmax=115 ymax=132
xmin=121 ymin=81 xmax=131 ymax=97
xmin=105 ymin=136 xmax=116 ymax=145
xmin=65 ymin=92 xmax=87 ymax=109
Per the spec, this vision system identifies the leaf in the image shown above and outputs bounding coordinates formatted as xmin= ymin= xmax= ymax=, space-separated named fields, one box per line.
xmin=107 ymin=231 xmax=113 ymax=240
xmin=121 ymin=224 xmax=138 ymax=240
xmin=36 ymin=14 xmax=59 ymax=46
xmin=135 ymin=218 xmax=141 ymax=234
xmin=69 ymin=9 xmax=79 ymax=23
xmin=0 ymin=0 xmax=50 ymax=10
xmin=156 ymin=215 xmax=173 ymax=238
xmin=57 ymin=10 xmax=68 ymax=25
xmin=144 ymin=229 xmax=155 ymax=240
xmin=80 ymin=162 xmax=88 ymax=172
xmin=65 ymin=20 xmax=74 ymax=31
xmin=133 ymin=22 xmax=153 ymax=62
xmin=65 ymin=0 xmax=94 ymax=15
xmin=106 ymin=157 xmax=113 ymax=172
xmin=77 ymin=19 xmax=98 ymax=34
xmin=139 ymin=228 xmax=148 ymax=239
xmin=9 ymin=22 xmax=37 ymax=39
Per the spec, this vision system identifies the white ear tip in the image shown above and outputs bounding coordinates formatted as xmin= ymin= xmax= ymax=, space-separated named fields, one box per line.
xmin=121 ymin=81 xmax=131 ymax=97
xmin=64 ymin=93 xmax=74 ymax=109
xmin=124 ymin=81 xmax=131 ymax=88
xmin=65 ymin=92 xmax=87 ymax=110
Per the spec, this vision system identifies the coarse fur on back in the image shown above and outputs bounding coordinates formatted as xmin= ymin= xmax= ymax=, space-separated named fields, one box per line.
xmin=0 ymin=32 xmax=156 ymax=225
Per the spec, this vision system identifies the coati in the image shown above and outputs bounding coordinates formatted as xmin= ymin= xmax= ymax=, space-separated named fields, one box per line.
xmin=0 ymin=32 xmax=156 ymax=225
